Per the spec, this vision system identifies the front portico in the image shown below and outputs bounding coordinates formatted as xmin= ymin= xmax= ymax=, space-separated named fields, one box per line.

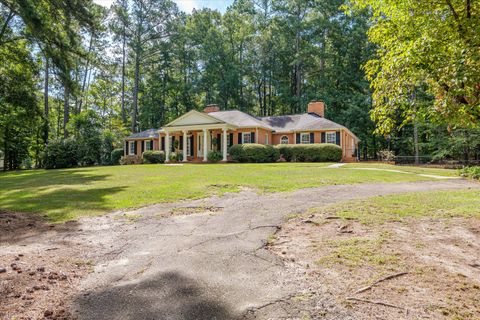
xmin=162 ymin=110 xmax=236 ymax=162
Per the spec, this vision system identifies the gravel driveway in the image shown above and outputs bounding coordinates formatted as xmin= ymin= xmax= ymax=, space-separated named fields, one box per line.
xmin=67 ymin=179 xmax=478 ymax=320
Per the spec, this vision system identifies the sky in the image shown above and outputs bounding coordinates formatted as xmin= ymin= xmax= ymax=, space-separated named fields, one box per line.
xmin=92 ymin=0 xmax=234 ymax=13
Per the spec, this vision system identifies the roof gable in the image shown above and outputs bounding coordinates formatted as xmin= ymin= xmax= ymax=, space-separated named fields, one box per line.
xmin=164 ymin=110 xmax=225 ymax=127
xmin=209 ymin=110 xmax=273 ymax=130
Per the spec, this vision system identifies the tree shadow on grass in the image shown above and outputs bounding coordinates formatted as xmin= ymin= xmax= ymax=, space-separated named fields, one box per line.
xmin=0 ymin=185 xmax=128 ymax=243
xmin=75 ymin=271 xmax=236 ymax=320
xmin=0 ymin=168 xmax=112 ymax=190
xmin=0 ymin=168 xmax=129 ymax=221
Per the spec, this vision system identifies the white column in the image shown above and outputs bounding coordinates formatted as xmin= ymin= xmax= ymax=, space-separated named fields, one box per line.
xmin=165 ymin=131 xmax=170 ymax=162
xmin=203 ymin=129 xmax=208 ymax=162
xmin=222 ymin=128 xmax=228 ymax=162
xmin=182 ymin=130 xmax=188 ymax=162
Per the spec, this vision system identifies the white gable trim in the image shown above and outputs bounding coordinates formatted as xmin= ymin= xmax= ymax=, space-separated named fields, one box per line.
xmin=164 ymin=110 xmax=225 ymax=127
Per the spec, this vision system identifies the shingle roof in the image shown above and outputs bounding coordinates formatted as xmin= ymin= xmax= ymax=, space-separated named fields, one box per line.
xmin=260 ymin=113 xmax=346 ymax=132
xmin=125 ymin=111 xmax=357 ymax=140
xmin=209 ymin=110 xmax=273 ymax=130
xmin=127 ymin=129 xmax=159 ymax=139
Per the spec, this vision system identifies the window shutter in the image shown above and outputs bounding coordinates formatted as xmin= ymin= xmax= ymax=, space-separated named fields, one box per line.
xmin=161 ymin=137 xmax=165 ymax=151
xmin=251 ymin=132 xmax=255 ymax=143
xmin=171 ymin=136 xmax=175 ymax=152
xmin=125 ymin=141 xmax=128 ymax=153
xmin=321 ymin=132 xmax=326 ymax=143
xmin=296 ymin=133 xmax=300 ymax=144
xmin=180 ymin=136 xmax=183 ymax=150
xmin=217 ymin=134 xmax=221 ymax=150
xmin=229 ymin=133 xmax=233 ymax=147
xmin=134 ymin=141 xmax=137 ymax=155
xmin=190 ymin=136 xmax=194 ymax=156
xmin=150 ymin=140 xmax=154 ymax=150
xmin=310 ymin=132 xmax=314 ymax=144
xmin=238 ymin=132 xmax=242 ymax=144
xmin=336 ymin=132 xmax=341 ymax=146
xmin=141 ymin=141 xmax=145 ymax=153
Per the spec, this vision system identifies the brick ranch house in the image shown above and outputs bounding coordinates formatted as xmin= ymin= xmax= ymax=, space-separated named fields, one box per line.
xmin=124 ymin=101 xmax=359 ymax=162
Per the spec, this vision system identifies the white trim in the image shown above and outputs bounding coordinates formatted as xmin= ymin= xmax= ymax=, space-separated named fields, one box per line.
xmin=300 ymin=132 xmax=310 ymax=144
xmin=144 ymin=140 xmax=152 ymax=152
xmin=164 ymin=110 xmax=224 ymax=128
xmin=165 ymin=132 xmax=170 ymax=162
xmin=326 ymin=131 xmax=336 ymax=144
xmin=222 ymin=128 xmax=228 ymax=161
xmin=129 ymin=141 xmax=135 ymax=155
xmin=203 ymin=129 xmax=208 ymax=162
xmin=182 ymin=130 xmax=188 ymax=162
xmin=242 ymin=132 xmax=252 ymax=144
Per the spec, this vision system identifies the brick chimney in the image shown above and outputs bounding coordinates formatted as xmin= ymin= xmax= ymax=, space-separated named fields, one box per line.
xmin=307 ymin=101 xmax=325 ymax=117
xmin=203 ymin=104 xmax=220 ymax=113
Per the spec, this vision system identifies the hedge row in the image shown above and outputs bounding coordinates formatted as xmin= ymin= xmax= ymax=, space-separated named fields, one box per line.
xmin=275 ymin=143 xmax=342 ymax=162
xmin=143 ymin=150 xmax=166 ymax=164
xmin=229 ymin=144 xmax=279 ymax=163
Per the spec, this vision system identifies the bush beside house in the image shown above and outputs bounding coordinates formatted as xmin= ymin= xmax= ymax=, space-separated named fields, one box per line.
xmin=460 ymin=166 xmax=480 ymax=180
xmin=143 ymin=150 xmax=165 ymax=164
xmin=111 ymin=148 xmax=124 ymax=165
xmin=207 ymin=151 xmax=222 ymax=163
xmin=229 ymin=144 xmax=279 ymax=163
xmin=276 ymin=144 xmax=342 ymax=162
xmin=120 ymin=155 xmax=142 ymax=165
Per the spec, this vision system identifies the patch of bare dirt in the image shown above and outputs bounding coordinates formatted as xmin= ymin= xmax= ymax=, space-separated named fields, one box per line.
xmin=0 ymin=210 xmax=80 ymax=244
xmin=268 ymin=215 xmax=480 ymax=320
xmin=0 ymin=211 xmax=93 ymax=320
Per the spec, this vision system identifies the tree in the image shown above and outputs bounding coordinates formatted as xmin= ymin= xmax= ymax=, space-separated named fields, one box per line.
xmin=349 ymin=0 xmax=480 ymax=133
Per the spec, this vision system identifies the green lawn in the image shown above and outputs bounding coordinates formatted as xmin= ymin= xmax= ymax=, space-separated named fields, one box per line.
xmin=0 ymin=163 xmax=456 ymax=222
xmin=312 ymin=189 xmax=480 ymax=225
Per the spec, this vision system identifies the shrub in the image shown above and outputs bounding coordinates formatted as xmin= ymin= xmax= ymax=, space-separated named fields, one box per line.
xmin=111 ymin=148 xmax=124 ymax=165
xmin=378 ymin=149 xmax=395 ymax=162
xmin=169 ymin=152 xmax=183 ymax=162
xmin=460 ymin=166 xmax=480 ymax=180
xmin=120 ymin=155 xmax=142 ymax=165
xmin=275 ymin=143 xmax=342 ymax=162
xmin=143 ymin=150 xmax=165 ymax=164
xmin=101 ymin=132 xmax=116 ymax=165
xmin=207 ymin=151 xmax=223 ymax=163
xmin=229 ymin=144 xmax=279 ymax=163
xmin=44 ymin=139 xmax=79 ymax=169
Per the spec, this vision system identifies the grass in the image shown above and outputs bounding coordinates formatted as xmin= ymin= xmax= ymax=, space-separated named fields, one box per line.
xmin=316 ymin=231 xmax=398 ymax=269
xmin=313 ymin=189 xmax=480 ymax=225
xmin=0 ymin=163 xmax=456 ymax=222
xmin=343 ymin=162 xmax=459 ymax=176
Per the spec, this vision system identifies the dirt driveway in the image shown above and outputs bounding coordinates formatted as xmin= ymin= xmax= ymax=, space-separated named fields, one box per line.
xmin=1 ymin=179 xmax=478 ymax=320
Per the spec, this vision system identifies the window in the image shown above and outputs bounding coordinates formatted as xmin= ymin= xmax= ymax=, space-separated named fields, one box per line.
xmin=242 ymin=132 xmax=252 ymax=144
xmin=144 ymin=140 xmax=152 ymax=151
xmin=129 ymin=141 xmax=135 ymax=155
xmin=300 ymin=133 xmax=310 ymax=144
xmin=280 ymin=135 xmax=289 ymax=144
xmin=326 ymin=132 xmax=336 ymax=144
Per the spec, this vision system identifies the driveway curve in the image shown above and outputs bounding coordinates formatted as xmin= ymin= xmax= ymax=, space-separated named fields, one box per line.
xmin=72 ymin=179 xmax=478 ymax=320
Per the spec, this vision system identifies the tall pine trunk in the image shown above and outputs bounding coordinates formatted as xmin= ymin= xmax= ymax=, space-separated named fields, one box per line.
xmin=43 ymin=58 xmax=49 ymax=145
xmin=77 ymin=33 xmax=94 ymax=113
xmin=132 ymin=50 xmax=140 ymax=133
xmin=121 ymin=25 xmax=127 ymax=124
xmin=63 ymin=85 xmax=70 ymax=138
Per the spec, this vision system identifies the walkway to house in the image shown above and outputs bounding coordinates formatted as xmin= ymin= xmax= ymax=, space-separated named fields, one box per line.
xmin=65 ymin=179 xmax=477 ymax=319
